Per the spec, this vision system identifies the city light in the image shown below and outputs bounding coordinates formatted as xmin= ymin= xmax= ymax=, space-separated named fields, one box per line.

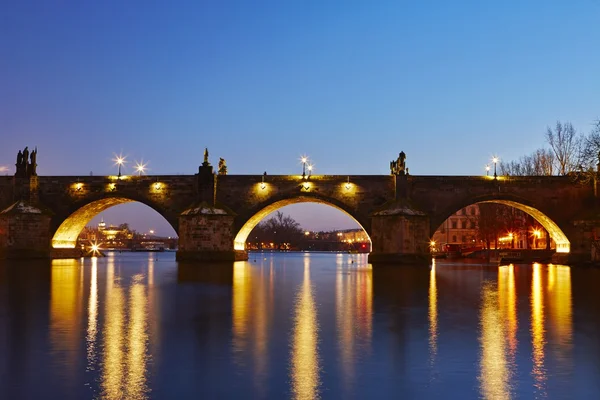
xmin=134 ymin=160 xmax=148 ymax=176
xmin=307 ymin=164 xmax=313 ymax=177
xmin=300 ymin=155 xmax=309 ymax=179
xmin=485 ymin=165 xmax=490 ymax=176
xmin=492 ymin=156 xmax=499 ymax=179
xmin=89 ymin=241 xmax=101 ymax=256
xmin=112 ymin=153 xmax=127 ymax=178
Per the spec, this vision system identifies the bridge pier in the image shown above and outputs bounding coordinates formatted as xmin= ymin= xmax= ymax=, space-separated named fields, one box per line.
xmin=176 ymin=203 xmax=248 ymax=262
xmin=0 ymin=200 xmax=52 ymax=259
xmin=368 ymin=202 xmax=431 ymax=265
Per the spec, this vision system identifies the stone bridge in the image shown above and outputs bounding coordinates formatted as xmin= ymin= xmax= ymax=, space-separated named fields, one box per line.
xmin=1 ymin=160 xmax=599 ymax=264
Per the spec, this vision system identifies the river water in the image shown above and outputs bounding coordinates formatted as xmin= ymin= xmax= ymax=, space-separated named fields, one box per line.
xmin=0 ymin=252 xmax=599 ymax=399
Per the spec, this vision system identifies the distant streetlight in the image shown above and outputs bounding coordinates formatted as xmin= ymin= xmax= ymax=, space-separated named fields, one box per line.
xmin=485 ymin=165 xmax=490 ymax=176
xmin=113 ymin=153 xmax=127 ymax=178
xmin=307 ymin=164 xmax=313 ymax=177
xmin=134 ymin=160 xmax=148 ymax=176
xmin=492 ymin=157 xmax=499 ymax=179
xmin=149 ymin=230 xmax=155 ymax=235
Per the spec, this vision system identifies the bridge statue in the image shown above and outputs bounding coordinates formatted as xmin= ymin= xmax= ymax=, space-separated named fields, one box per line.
xmin=218 ymin=158 xmax=227 ymax=175
xmin=29 ymin=147 xmax=37 ymax=176
xmin=390 ymin=151 xmax=407 ymax=176
xmin=15 ymin=146 xmax=36 ymax=177
xmin=203 ymin=148 xmax=210 ymax=166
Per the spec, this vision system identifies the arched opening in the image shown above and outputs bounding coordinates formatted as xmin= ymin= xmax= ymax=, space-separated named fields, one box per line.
xmin=51 ymin=198 xmax=177 ymax=250
xmin=233 ymin=197 xmax=372 ymax=252
xmin=431 ymin=200 xmax=569 ymax=256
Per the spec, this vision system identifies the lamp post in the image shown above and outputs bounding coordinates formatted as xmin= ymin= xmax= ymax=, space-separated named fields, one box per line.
xmin=307 ymin=164 xmax=313 ymax=178
xmin=135 ymin=160 xmax=147 ymax=176
xmin=485 ymin=165 xmax=490 ymax=176
xmin=113 ymin=154 xmax=126 ymax=179
xmin=492 ymin=157 xmax=498 ymax=179
xmin=301 ymin=156 xmax=308 ymax=179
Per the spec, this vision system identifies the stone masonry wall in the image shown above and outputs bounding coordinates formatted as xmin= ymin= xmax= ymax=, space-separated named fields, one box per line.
xmin=0 ymin=213 xmax=52 ymax=258
xmin=178 ymin=214 xmax=235 ymax=252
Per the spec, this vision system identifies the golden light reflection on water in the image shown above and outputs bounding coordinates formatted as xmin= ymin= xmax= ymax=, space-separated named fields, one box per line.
xmin=50 ymin=258 xmax=82 ymax=377
xmin=548 ymin=266 xmax=572 ymax=346
xmin=86 ymin=257 xmax=98 ymax=370
xmin=231 ymin=261 xmax=273 ymax=394
xmin=547 ymin=265 xmax=573 ymax=375
xmin=102 ymin=257 xmax=125 ymax=399
xmin=232 ymin=263 xmax=251 ymax=361
xmin=126 ymin=275 xmax=149 ymax=399
xmin=100 ymin=259 xmax=150 ymax=399
xmin=428 ymin=261 xmax=438 ymax=364
xmin=531 ymin=263 xmax=546 ymax=394
xmin=479 ymin=281 xmax=511 ymax=400
xmin=253 ymin=264 xmax=269 ymax=392
xmin=291 ymin=257 xmax=320 ymax=400
xmin=498 ymin=265 xmax=517 ymax=358
xmin=336 ymin=258 xmax=372 ymax=393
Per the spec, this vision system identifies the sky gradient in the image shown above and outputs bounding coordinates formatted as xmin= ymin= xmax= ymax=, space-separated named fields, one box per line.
xmin=2 ymin=1 xmax=599 ymax=235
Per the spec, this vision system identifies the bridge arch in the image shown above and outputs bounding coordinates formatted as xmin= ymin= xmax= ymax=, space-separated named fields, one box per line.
xmin=233 ymin=195 xmax=371 ymax=251
xmin=432 ymin=194 xmax=570 ymax=253
xmin=51 ymin=195 xmax=178 ymax=249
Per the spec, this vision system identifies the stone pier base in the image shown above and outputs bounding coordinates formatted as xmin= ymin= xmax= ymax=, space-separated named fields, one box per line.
xmin=50 ymin=247 xmax=88 ymax=259
xmin=552 ymin=251 xmax=592 ymax=266
xmin=0 ymin=201 xmax=52 ymax=259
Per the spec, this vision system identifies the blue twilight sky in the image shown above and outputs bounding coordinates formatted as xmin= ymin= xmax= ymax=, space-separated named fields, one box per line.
xmin=2 ymin=1 xmax=600 ymax=235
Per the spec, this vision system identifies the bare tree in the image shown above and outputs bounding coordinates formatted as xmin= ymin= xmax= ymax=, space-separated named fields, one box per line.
xmin=499 ymin=148 xmax=554 ymax=176
xmin=250 ymin=211 xmax=304 ymax=249
xmin=545 ymin=121 xmax=582 ymax=175
xmin=581 ymin=119 xmax=600 ymax=170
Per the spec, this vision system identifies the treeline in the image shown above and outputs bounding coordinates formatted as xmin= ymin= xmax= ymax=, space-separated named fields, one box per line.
xmin=500 ymin=119 xmax=600 ymax=176
xmin=249 ymin=211 xmax=305 ymax=249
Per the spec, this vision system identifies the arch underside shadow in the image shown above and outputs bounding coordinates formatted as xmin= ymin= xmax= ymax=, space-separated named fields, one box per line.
xmin=477 ymin=200 xmax=569 ymax=253
xmin=233 ymin=196 xmax=371 ymax=251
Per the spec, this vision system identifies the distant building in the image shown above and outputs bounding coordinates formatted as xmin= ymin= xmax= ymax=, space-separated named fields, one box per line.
xmin=432 ymin=205 xmax=480 ymax=251
xmin=432 ymin=204 xmax=554 ymax=251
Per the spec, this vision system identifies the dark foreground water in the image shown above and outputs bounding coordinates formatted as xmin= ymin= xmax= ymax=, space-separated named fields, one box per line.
xmin=1 ymin=252 xmax=600 ymax=399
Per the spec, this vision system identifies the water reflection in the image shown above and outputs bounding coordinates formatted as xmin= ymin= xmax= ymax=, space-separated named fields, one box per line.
xmin=547 ymin=265 xmax=573 ymax=383
xmin=100 ymin=255 xmax=150 ymax=399
xmin=231 ymin=261 xmax=272 ymax=394
xmin=531 ymin=263 xmax=546 ymax=395
xmin=291 ymin=255 xmax=320 ymax=400
xmin=428 ymin=261 xmax=438 ymax=364
xmin=232 ymin=263 xmax=251 ymax=363
xmin=1 ymin=253 xmax=591 ymax=399
xmin=86 ymin=257 xmax=98 ymax=371
xmin=498 ymin=265 xmax=517 ymax=360
xmin=50 ymin=258 xmax=82 ymax=381
xmin=102 ymin=255 xmax=125 ymax=399
xmin=479 ymin=280 xmax=511 ymax=400
xmin=336 ymin=256 xmax=373 ymax=393
xmin=126 ymin=274 xmax=149 ymax=399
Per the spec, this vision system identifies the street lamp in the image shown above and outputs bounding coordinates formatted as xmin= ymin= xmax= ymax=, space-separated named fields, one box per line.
xmin=492 ymin=157 xmax=499 ymax=179
xmin=134 ymin=160 xmax=148 ymax=176
xmin=307 ymin=164 xmax=313 ymax=177
xmin=301 ymin=156 xmax=308 ymax=179
xmin=113 ymin=153 xmax=127 ymax=178
xmin=485 ymin=165 xmax=490 ymax=176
